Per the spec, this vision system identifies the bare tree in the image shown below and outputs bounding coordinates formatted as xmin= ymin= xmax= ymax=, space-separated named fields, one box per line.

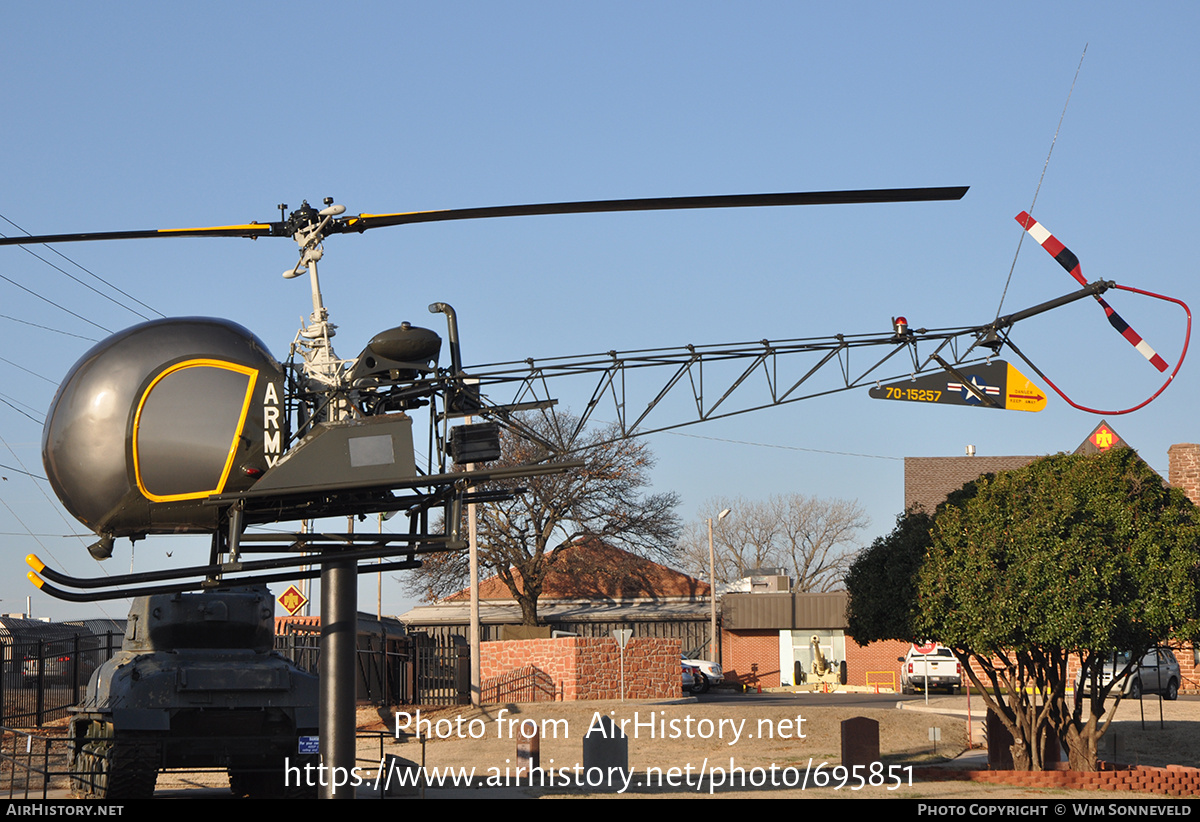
xmin=676 ymin=497 xmax=777 ymax=584
xmin=678 ymin=494 xmax=868 ymax=592
xmin=405 ymin=410 xmax=681 ymax=625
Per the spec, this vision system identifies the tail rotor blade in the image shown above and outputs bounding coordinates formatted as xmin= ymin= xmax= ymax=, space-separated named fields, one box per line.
xmin=1015 ymin=212 xmax=1169 ymax=372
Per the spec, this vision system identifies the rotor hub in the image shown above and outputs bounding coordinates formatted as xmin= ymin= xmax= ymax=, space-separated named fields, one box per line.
xmin=287 ymin=201 xmax=322 ymax=236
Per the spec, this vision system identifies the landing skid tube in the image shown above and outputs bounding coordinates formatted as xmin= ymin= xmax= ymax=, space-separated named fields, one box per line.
xmin=26 ymin=535 xmax=444 ymax=602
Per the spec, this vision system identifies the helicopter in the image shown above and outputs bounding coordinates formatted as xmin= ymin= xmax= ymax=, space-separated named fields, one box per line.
xmin=1 ymin=185 xmax=1190 ymax=598
xmin=1 ymin=188 xmax=958 ymax=589
xmin=2 ymin=185 xmax=1188 ymax=801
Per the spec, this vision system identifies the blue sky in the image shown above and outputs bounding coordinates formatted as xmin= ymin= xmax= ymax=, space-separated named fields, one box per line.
xmin=2 ymin=3 xmax=1198 ymax=621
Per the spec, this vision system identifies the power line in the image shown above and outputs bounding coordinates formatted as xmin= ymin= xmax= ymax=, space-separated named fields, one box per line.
xmin=0 ymin=268 xmax=111 ymax=334
xmin=0 ymin=463 xmax=46 ymax=480
xmin=664 ymin=430 xmax=903 ymax=461
xmin=994 ymin=44 xmax=1087 ymax=321
xmin=0 ymin=314 xmax=98 ymax=342
xmin=0 ymin=429 xmax=119 ymax=621
xmin=0 ymin=355 xmax=58 ymax=385
xmin=0 ymin=397 xmax=43 ymax=426
xmin=0 ymin=214 xmax=162 ymax=320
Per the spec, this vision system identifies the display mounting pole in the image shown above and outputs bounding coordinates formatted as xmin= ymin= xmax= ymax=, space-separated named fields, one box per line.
xmin=319 ymin=555 xmax=357 ymax=799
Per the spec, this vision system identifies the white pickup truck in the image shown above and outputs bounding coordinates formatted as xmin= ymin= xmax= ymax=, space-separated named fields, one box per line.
xmin=899 ymin=644 xmax=962 ymax=694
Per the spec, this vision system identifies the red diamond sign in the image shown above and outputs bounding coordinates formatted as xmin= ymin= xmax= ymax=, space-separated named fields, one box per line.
xmin=278 ymin=585 xmax=308 ymax=616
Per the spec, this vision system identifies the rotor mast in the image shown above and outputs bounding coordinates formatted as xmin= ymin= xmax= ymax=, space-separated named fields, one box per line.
xmin=284 ymin=199 xmax=354 ymax=420
xmin=280 ymin=198 xmax=362 ymax=800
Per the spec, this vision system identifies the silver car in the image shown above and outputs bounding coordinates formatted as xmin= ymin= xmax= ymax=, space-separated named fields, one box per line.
xmin=1078 ymin=648 xmax=1181 ymax=700
xmin=682 ymin=663 xmax=699 ymax=693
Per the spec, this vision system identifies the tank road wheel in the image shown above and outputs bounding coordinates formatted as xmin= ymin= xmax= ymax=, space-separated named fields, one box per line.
xmin=70 ymin=741 xmax=101 ymax=797
xmin=70 ymin=723 xmax=157 ymax=800
xmin=106 ymin=740 xmax=158 ymax=799
xmin=70 ymin=723 xmax=110 ymax=799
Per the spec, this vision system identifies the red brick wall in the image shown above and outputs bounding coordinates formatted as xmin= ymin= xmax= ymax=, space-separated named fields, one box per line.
xmin=1168 ymin=443 xmax=1200 ymax=505
xmin=480 ymin=637 xmax=682 ymax=701
xmin=720 ymin=628 xmax=780 ymax=687
xmin=962 ymin=649 xmax=1199 ymax=694
xmin=846 ymin=638 xmax=910 ymax=690
xmin=1064 ymin=646 xmax=1198 ymax=693
xmin=919 ymin=764 xmax=1200 ymax=796
xmin=726 ymin=632 xmax=910 ymax=690
xmin=1151 ymin=444 xmax=1198 ymax=692
xmin=1178 ymin=646 xmax=1199 ymax=691
xmin=719 ymin=630 xmax=1200 ymax=695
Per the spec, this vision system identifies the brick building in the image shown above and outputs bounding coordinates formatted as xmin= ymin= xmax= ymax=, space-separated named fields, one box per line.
xmin=399 ymin=539 xmax=710 ymax=648
xmin=718 ymin=424 xmax=1200 ymax=692
xmin=719 ymin=590 xmax=910 ymax=691
xmin=901 ymin=425 xmax=1199 ymax=693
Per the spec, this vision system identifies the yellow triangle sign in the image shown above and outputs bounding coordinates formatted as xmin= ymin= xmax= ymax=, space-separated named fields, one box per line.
xmin=1003 ymin=362 xmax=1047 ymax=412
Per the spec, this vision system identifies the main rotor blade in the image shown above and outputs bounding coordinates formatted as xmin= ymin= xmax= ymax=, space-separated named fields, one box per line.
xmin=337 ymin=186 xmax=970 ymax=232
xmin=0 ymin=186 xmax=968 ymax=247
xmin=0 ymin=223 xmax=281 ymax=246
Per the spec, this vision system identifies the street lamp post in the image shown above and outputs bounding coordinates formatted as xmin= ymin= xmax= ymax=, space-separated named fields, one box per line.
xmin=708 ymin=508 xmax=731 ymax=661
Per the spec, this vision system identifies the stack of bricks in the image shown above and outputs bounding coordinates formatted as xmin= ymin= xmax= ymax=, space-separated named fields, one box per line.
xmin=915 ymin=763 xmax=1200 ymax=797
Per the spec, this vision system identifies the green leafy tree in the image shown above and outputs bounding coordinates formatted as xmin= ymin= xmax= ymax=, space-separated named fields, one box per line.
xmin=844 ymin=508 xmax=931 ymax=643
xmin=847 ymin=449 xmax=1200 ymax=771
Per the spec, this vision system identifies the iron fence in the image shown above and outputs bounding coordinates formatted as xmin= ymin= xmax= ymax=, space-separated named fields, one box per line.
xmin=0 ymin=633 xmax=122 ymax=728
xmin=274 ymin=632 xmax=469 ymax=707
xmin=3 ymin=627 xmax=469 ymax=729
xmin=481 ymin=664 xmax=557 ymax=704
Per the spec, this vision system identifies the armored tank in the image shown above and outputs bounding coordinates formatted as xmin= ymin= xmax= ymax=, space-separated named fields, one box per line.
xmin=69 ymin=586 xmax=319 ymax=799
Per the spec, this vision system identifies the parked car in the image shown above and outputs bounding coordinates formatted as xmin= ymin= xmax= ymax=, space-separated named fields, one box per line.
xmin=1077 ymin=648 xmax=1181 ymax=700
xmin=682 ymin=662 xmax=700 ymax=693
xmin=683 ymin=656 xmax=723 ymax=694
xmin=23 ymin=645 xmax=99 ymax=686
xmin=899 ymin=645 xmax=961 ymax=694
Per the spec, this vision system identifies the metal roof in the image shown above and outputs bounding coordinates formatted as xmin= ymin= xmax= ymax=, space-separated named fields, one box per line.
xmin=722 ymin=591 xmax=849 ymax=630
xmin=398 ymin=598 xmax=707 ymax=626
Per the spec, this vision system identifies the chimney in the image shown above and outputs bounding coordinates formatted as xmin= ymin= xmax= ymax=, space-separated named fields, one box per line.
xmin=1168 ymin=443 xmax=1200 ymax=506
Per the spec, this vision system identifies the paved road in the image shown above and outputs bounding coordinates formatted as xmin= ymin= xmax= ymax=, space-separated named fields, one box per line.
xmin=694 ymin=687 xmax=1200 ymax=712
xmin=695 ymin=688 xmax=964 ymax=710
